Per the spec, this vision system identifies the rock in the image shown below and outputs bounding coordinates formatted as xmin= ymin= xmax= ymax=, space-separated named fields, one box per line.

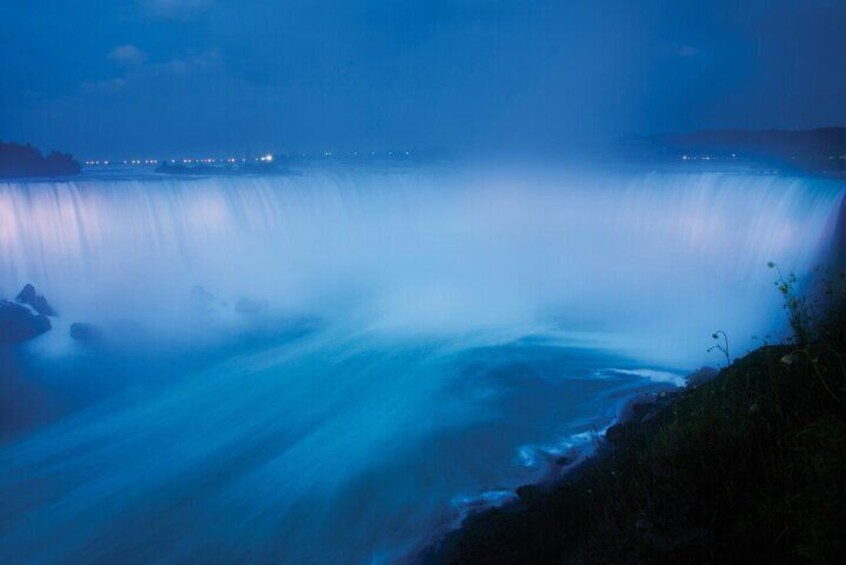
xmin=15 ymin=284 xmax=35 ymax=303
xmin=15 ymin=284 xmax=56 ymax=316
xmin=190 ymin=285 xmax=217 ymax=311
xmin=0 ymin=300 xmax=51 ymax=343
xmin=70 ymin=322 xmax=102 ymax=342
xmin=235 ymin=297 xmax=268 ymax=315
xmin=686 ymin=366 xmax=719 ymax=388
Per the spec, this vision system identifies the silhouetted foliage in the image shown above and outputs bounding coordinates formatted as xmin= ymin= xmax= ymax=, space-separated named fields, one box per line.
xmin=0 ymin=141 xmax=81 ymax=178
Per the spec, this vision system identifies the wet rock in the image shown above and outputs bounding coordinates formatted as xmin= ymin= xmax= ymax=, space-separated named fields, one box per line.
xmin=70 ymin=322 xmax=102 ymax=342
xmin=190 ymin=285 xmax=217 ymax=311
xmin=15 ymin=284 xmax=56 ymax=317
xmin=189 ymin=285 xmax=230 ymax=314
xmin=0 ymin=300 xmax=51 ymax=343
xmin=235 ymin=297 xmax=268 ymax=315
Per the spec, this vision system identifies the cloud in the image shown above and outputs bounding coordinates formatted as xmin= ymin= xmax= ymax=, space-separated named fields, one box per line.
xmin=81 ymin=77 xmax=129 ymax=93
xmin=678 ymin=44 xmax=701 ymax=58
xmin=141 ymin=0 xmax=214 ymax=19
xmin=83 ymin=48 xmax=219 ymax=97
xmin=108 ymin=45 xmax=147 ymax=66
xmin=148 ymin=50 xmax=221 ymax=74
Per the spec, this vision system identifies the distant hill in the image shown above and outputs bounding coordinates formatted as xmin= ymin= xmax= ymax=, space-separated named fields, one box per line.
xmin=0 ymin=141 xmax=81 ymax=178
xmin=612 ymin=127 xmax=846 ymax=171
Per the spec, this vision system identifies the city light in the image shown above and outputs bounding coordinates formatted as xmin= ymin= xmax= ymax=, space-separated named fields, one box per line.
xmin=82 ymin=150 xmax=419 ymax=167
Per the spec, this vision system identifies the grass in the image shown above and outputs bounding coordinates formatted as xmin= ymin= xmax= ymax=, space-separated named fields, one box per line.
xmin=428 ymin=270 xmax=846 ymax=564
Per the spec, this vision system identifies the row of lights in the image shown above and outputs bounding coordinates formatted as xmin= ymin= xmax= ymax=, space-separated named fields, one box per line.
xmin=85 ymin=151 xmax=414 ymax=167
xmin=85 ymin=159 xmax=160 ymax=165
xmin=682 ymin=154 xmax=846 ymax=161
xmin=681 ymin=155 xmax=718 ymax=161
xmin=681 ymin=153 xmax=738 ymax=161
xmin=85 ymin=156 xmax=272 ymax=166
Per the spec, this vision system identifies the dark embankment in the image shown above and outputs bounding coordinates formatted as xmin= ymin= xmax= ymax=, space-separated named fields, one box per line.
xmin=426 ymin=294 xmax=846 ymax=563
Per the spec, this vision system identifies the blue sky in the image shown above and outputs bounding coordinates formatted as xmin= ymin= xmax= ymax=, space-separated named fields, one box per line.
xmin=2 ymin=0 xmax=845 ymax=158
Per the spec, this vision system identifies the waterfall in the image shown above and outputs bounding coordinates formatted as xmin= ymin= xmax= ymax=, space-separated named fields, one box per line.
xmin=1 ymin=167 xmax=842 ymax=362
xmin=0 ymin=166 xmax=843 ymax=563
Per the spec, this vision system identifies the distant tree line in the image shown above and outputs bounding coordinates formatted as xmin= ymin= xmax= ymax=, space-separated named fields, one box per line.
xmin=0 ymin=141 xmax=81 ymax=178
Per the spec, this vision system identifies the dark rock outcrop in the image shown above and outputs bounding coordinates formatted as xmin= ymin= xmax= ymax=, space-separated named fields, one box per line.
xmin=70 ymin=322 xmax=102 ymax=342
xmin=0 ymin=300 xmax=51 ymax=343
xmin=190 ymin=285 xmax=217 ymax=311
xmin=15 ymin=284 xmax=56 ymax=316
xmin=0 ymin=284 xmax=56 ymax=343
xmin=189 ymin=285 xmax=232 ymax=313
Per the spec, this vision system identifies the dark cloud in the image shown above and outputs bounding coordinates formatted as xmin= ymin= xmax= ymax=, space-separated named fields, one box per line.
xmin=2 ymin=0 xmax=845 ymax=157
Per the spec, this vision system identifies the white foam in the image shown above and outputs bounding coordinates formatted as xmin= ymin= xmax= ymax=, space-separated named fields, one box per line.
xmin=605 ymin=368 xmax=687 ymax=387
